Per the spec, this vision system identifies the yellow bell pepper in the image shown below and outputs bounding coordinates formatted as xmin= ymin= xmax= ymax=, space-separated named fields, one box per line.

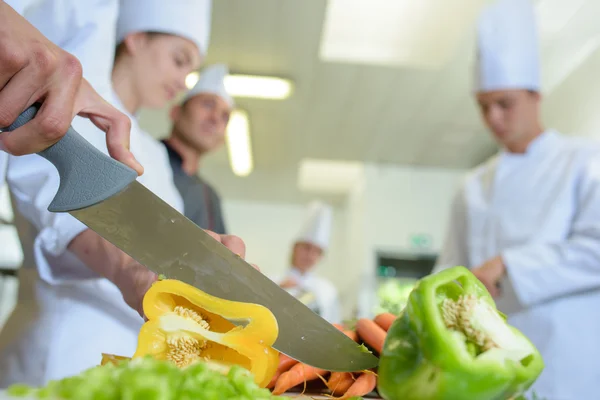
xmin=133 ymin=279 xmax=280 ymax=388
xmin=100 ymin=353 xmax=130 ymax=366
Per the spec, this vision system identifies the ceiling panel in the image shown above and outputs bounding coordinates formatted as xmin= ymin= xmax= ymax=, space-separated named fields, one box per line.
xmin=136 ymin=0 xmax=600 ymax=203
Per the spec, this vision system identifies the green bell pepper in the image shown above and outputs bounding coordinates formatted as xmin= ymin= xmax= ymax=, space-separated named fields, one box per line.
xmin=377 ymin=266 xmax=544 ymax=400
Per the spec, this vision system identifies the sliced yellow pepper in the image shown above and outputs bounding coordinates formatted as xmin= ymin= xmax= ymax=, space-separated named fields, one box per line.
xmin=100 ymin=353 xmax=130 ymax=366
xmin=133 ymin=279 xmax=280 ymax=388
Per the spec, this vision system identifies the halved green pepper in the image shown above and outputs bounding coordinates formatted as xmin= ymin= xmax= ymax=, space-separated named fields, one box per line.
xmin=377 ymin=266 xmax=544 ymax=400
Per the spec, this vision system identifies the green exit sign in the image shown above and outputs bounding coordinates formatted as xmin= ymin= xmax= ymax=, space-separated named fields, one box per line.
xmin=409 ymin=234 xmax=432 ymax=249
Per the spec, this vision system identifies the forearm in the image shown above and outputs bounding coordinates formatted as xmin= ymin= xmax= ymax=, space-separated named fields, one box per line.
xmin=68 ymin=229 xmax=156 ymax=316
xmin=68 ymin=228 xmax=133 ymax=285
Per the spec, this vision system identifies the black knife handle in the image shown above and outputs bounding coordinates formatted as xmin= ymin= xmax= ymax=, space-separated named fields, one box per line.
xmin=4 ymin=104 xmax=137 ymax=212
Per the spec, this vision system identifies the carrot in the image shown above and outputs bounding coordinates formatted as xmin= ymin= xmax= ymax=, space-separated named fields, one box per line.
xmin=374 ymin=312 xmax=397 ymax=332
xmin=272 ymin=362 xmax=329 ymax=395
xmin=327 ymin=372 xmax=355 ymax=396
xmin=344 ymin=329 xmax=359 ymax=342
xmin=267 ymin=354 xmax=299 ymax=389
xmin=356 ymin=318 xmax=386 ymax=354
xmin=341 ymin=371 xmax=377 ymax=399
xmin=277 ymin=354 xmax=299 ymax=371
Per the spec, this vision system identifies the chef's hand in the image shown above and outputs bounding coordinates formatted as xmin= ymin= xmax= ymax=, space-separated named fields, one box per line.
xmin=0 ymin=1 xmax=143 ymax=175
xmin=116 ymin=230 xmax=259 ymax=318
xmin=471 ymin=255 xmax=506 ymax=298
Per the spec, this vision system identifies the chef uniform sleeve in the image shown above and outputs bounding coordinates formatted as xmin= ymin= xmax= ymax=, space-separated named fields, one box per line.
xmin=502 ymin=151 xmax=600 ymax=307
xmin=2 ymin=0 xmax=121 ymax=284
xmin=432 ymin=184 xmax=470 ymax=273
xmin=0 ymin=153 xmax=6 ymax=187
xmin=4 ymin=0 xmax=38 ymax=15
xmin=5 ymin=117 xmax=113 ymax=283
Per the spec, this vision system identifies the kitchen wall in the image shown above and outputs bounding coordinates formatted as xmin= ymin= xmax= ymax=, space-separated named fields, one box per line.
xmin=354 ymin=164 xmax=466 ymax=318
xmin=219 ymin=163 xmax=467 ymax=321
xmin=221 ymin=199 xmax=347 ymax=281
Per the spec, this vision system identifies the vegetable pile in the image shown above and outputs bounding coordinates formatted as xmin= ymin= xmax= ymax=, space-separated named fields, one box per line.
xmin=265 ymin=314 xmax=393 ymax=398
xmin=7 ymin=356 xmax=281 ymax=400
xmin=6 ymin=266 xmax=545 ymax=400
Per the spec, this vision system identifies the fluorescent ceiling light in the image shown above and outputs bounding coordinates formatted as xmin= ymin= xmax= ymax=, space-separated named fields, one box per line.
xmin=319 ymin=0 xmax=486 ymax=69
xmin=185 ymin=72 xmax=292 ymax=99
xmin=185 ymin=71 xmax=200 ymax=89
xmin=226 ymin=109 xmax=254 ymax=177
xmin=224 ymin=75 xmax=292 ymax=100
xmin=298 ymin=159 xmax=364 ymax=194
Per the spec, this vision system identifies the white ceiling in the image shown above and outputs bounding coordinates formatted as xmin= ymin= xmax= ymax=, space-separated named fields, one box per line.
xmin=138 ymin=0 xmax=600 ymax=204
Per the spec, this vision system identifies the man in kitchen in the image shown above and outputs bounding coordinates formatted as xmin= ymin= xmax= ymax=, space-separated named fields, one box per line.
xmin=433 ymin=0 xmax=600 ymax=398
xmin=275 ymin=200 xmax=341 ymax=324
xmin=162 ymin=64 xmax=232 ymax=234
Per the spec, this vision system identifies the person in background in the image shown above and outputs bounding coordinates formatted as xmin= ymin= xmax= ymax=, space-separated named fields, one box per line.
xmin=162 ymin=64 xmax=233 ymax=234
xmin=0 ymin=0 xmax=255 ymax=388
xmin=275 ymin=201 xmax=341 ymax=324
xmin=0 ymin=1 xmax=142 ymax=174
xmin=433 ymin=0 xmax=600 ymax=398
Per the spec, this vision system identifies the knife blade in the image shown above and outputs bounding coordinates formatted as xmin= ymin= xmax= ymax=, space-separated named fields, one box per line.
xmin=3 ymin=104 xmax=379 ymax=372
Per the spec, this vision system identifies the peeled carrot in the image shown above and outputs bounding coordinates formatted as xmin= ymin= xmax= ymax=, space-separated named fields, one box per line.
xmin=272 ymin=362 xmax=329 ymax=395
xmin=341 ymin=372 xmax=377 ymax=399
xmin=277 ymin=354 xmax=299 ymax=372
xmin=356 ymin=318 xmax=387 ymax=354
xmin=327 ymin=372 xmax=355 ymax=396
xmin=374 ymin=312 xmax=397 ymax=332
xmin=267 ymin=370 xmax=282 ymax=390
xmin=267 ymin=354 xmax=299 ymax=389
xmin=344 ymin=329 xmax=359 ymax=342
xmin=332 ymin=321 xmax=359 ymax=342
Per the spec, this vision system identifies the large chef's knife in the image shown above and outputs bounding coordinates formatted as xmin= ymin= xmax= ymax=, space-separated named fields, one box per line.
xmin=2 ymin=105 xmax=378 ymax=372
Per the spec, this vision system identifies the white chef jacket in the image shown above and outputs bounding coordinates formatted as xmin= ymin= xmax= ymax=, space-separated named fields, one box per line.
xmin=274 ymin=268 xmax=341 ymax=324
xmin=434 ymin=130 xmax=600 ymax=400
xmin=0 ymin=0 xmax=184 ymax=387
xmin=0 ymin=153 xmax=6 ymax=187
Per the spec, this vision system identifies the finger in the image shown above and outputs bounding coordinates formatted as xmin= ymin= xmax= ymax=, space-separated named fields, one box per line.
xmin=0 ymin=44 xmax=26 ymax=91
xmin=204 ymin=229 xmax=221 ymax=242
xmin=0 ymin=55 xmax=80 ymax=155
xmin=221 ymin=234 xmax=246 ymax=259
xmin=487 ymin=282 xmax=499 ymax=298
xmin=76 ymin=83 xmax=144 ymax=175
xmin=203 ymin=230 xmax=247 ymax=259
xmin=250 ymin=263 xmax=260 ymax=272
xmin=0 ymin=59 xmax=40 ymax=129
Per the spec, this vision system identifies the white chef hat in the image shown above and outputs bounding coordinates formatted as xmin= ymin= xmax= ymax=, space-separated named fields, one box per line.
xmin=184 ymin=63 xmax=234 ymax=108
xmin=474 ymin=0 xmax=540 ymax=93
xmin=116 ymin=0 xmax=212 ymax=57
xmin=295 ymin=201 xmax=333 ymax=251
